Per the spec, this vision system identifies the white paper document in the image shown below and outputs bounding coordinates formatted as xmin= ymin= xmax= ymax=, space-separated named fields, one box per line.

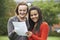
xmin=12 ymin=22 xmax=28 ymax=36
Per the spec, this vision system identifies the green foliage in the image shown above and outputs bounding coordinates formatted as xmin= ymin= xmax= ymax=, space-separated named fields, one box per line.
xmin=49 ymin=31 xmax=60 ymax=37
xmin=32 ymin=1 xmax=60 ymax=25
xmin=0 ymin=17 xmax=9 ymax=35
xmin=4 ymin=0 xmax=16 ymax=17
xmin=0 ymin=0 xmax=16 ymax=35
xmin=0 ymin=0 xmax=6 ymax=17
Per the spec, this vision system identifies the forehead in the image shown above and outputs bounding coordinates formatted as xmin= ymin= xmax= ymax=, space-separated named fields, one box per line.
xmin=30 ymin=10 xmax=38 ymax=14
xmin=18 ymin=5 xmax=27 ymax=10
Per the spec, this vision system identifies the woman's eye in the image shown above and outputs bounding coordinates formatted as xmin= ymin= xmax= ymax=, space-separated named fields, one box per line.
xmin=34 ymin=14 xmax=37 ymax=15
xmin=23 ymin=10 xmax=26 ymax=11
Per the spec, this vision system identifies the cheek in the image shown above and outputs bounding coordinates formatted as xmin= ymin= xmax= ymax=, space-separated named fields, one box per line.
xmin=24 ymin=11 xmax=27 ymax=14
xmin=30 ymin=16 xmax=32 ymax=19
xmin=25 ymin=14 xmax=27 ymax=16
xmin=37 ymin=15 xmax=39 ymax=18
xmin=30 ymin=16 xmax=33 ymax=20
xmin=25 ymin=10 xmax=27 ymax=12
xmin=18 ymin=10 xmax=20 ymax=13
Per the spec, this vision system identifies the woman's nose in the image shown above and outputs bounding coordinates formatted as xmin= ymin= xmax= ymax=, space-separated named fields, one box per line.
xmin=21 ymin=11 xmax=24 ymax=13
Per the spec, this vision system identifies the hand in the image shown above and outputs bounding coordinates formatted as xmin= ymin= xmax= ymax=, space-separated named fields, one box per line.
xmin=26 ymin=31 xmax=33 ymax=37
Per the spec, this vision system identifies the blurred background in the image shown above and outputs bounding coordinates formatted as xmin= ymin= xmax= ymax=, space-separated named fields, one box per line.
xmin=0 ymin=0 xmax=60 ymax=40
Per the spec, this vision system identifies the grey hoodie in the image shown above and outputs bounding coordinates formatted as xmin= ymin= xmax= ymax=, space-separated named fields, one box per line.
xmin=7 ymin=16 xmax=29 ymax=40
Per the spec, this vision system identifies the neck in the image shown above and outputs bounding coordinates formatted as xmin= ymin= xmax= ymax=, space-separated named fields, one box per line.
xmin=17 ymin=16 xmax=26 ymax=22
xmin=34 ymin=23 xmax=37 ymax=28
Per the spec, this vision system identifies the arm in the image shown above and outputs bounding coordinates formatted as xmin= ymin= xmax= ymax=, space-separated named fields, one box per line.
xmin=31 ymin=22 xmax=49 ymax=40
xmin=7 ymin=18 xmax=17 ymax=40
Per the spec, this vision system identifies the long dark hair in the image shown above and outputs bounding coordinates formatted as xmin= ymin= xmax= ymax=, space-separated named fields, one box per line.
xmin=28 ymin=6 xmax=42 ymax=33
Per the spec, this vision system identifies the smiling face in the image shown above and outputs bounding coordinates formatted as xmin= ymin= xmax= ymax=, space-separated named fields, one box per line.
xmin=30 ymin=10 xmax=39 ymax=23
xmin=18 ymin=5 xmax=27 ymax=18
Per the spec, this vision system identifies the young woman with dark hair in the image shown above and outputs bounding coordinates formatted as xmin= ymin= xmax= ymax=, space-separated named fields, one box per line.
xmin=26 ymin=6 xmax=50 ymax=40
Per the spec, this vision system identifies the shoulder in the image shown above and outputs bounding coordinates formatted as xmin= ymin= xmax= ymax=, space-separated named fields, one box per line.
xmin=40 ymin=21 xmax=49 ymax=28
xmin=41 ymin=21 xmax=48 ymax=26
xmin=8 ymin=16 xmax=17 ymax=22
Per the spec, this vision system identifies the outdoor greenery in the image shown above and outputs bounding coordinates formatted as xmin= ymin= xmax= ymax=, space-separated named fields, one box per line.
xmin=0 ymin=0 xmax=60 ymax=37
xmin=0 ymin=0 xmax=16 ymax=35
xmin=33 ymin=0 xmax=60 ymax=25
xmin=0 ymin=36 xmax=60 ymax=40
